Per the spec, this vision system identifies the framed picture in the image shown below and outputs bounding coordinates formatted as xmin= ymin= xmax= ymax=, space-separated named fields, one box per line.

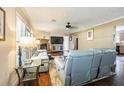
xmin=87 ymin=29 xmax=94 ymax=40
xmin=0 ymin=8 xmax=5 ymax=41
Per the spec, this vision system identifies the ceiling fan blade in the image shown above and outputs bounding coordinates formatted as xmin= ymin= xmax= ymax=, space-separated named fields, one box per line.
xmin=65 ymin=22 xmax=78 ymax=30
xmin=70 ymin=26 xmax=78 ymax=29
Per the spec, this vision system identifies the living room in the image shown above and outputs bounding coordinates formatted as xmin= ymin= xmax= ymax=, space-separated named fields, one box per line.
xmin=1 ymin=7 xmax=124 ymax=86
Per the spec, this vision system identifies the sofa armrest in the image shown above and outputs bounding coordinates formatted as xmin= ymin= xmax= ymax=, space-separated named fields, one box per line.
xmin=54 ymin=56 xmax=65 ymax=69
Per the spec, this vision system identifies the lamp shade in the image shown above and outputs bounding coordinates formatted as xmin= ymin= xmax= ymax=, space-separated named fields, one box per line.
xmin=20 ymin=37 xmax=36 ymax=47
xmin=35 ymin=39 xmax=41 ymax=45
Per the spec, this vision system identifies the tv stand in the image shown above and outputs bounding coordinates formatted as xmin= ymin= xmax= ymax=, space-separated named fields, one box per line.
xmin=51 ymin=44 xmax=63 ymax=52
xmin=51 ymin=51 xmax=63 ymax=56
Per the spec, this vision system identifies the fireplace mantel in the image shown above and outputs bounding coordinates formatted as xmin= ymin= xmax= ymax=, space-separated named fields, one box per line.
xmin=37 ymin=39 xmax=50 ymax=50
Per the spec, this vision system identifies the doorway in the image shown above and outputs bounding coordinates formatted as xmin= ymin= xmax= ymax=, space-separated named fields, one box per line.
xmin=115 ymin=25 xmax=124 ymax=55
xmin=75 ymin=38 xmax=78 ymax=50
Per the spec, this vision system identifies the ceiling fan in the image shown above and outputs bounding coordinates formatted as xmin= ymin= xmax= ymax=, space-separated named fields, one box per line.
xmin=65 ymin=22 xmax=78 ymax=30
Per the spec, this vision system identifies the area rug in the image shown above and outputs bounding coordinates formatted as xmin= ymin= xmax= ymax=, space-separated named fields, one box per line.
xmin=116 ymin=56 xmax=124 ymax=62
xmin=49 ymin=60 xmax=64 ymax=86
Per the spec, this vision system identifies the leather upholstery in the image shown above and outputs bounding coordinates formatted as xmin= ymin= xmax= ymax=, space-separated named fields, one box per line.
xmin=98 ymin=48 xmax=116 ymax=78
xmin=54 ymin=48 xmax=116 ymax=86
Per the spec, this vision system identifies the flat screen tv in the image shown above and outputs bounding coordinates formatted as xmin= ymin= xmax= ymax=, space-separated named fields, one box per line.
xmin=51 ymin=36 xmax=63 ymax=44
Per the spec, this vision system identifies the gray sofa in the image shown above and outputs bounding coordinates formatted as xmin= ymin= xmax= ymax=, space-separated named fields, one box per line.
xmin=54 ymin=48 xmax=116 ymax=86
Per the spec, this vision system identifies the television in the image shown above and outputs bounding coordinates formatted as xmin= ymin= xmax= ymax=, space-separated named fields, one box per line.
xmin=51 ymin=36 xmax=63 ymax=44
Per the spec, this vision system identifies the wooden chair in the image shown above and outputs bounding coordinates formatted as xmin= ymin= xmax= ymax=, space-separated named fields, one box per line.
xmin=15 ymin=66 xmax=40 ymax=86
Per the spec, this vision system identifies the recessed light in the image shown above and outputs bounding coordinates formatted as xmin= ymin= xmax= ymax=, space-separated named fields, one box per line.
xmin=51 ymin=19 xmax=56 ymax=22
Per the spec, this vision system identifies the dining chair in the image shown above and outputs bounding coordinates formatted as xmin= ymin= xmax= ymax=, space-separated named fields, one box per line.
xmin=15 ymin=66 xmax=40 ymax=86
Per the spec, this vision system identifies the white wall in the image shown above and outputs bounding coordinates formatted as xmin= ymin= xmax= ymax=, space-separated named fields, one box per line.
xmin=0 ymin=8 xmax=16 ymax=85
xmin=63 ymin=36 xmax=69 ymax=56
xmin=63 ymin=36 xmax=69 ymax=50
xmin=72 ymin=18 xmax=124 ymax=50
xmin=0 ymin=7 xmax=33 ymax=85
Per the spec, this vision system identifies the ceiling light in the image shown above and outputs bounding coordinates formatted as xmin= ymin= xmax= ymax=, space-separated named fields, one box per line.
xmin=51 ymin=19 xmax=56 ymax=22
xmin=66 ymin=27 xmax=71 ymax=31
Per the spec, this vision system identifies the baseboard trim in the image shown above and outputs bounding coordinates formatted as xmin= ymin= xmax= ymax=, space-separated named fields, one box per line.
xmin=8 ymin=77 xmax=18 ymax=86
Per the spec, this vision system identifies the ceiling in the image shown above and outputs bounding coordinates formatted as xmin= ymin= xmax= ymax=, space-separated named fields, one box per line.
xmin=21 ymin=7 xmax=124 ymax=35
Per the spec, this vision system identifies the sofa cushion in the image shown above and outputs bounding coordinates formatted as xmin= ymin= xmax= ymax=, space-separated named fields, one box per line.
xmin=90 ymin=50 xmax=102 ymax=80
xmin=97 ymin=48 xmax=116 ymax=78
xmin=54 ymin=56 xmax=65 ymax=69
xmin=63 ymin=50 xmax=94 ymax=85
xmin=70 ymin=54 xmax=93 ymax=85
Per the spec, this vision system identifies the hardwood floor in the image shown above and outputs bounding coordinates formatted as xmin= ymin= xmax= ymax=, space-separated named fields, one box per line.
xmin=35 ymin=55 xmax=124 ymax=86
xmin=32 ymin=72 xmax=52 ymax=86
xmin=38 ymin=72 xmax=52 ymax=86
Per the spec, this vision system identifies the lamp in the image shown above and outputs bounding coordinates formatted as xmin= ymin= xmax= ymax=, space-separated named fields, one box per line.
xmin=18 ymin=37 xmax=36 ymax=67
xmin=20 ymin=37 xmax=36 ymax=47
xmin=35 ymin=39 xmax=41 ymax=45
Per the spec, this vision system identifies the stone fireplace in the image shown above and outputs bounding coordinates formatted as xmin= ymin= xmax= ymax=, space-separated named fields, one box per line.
xmin=37 ymin=39 xmax=50 ymax=50
xmin=40 ymin=44 xmax=47 ymax=50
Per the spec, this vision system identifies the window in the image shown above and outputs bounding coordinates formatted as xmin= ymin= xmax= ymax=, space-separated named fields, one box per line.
xmin=16 ymin=15 xmax=32 ymax=67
